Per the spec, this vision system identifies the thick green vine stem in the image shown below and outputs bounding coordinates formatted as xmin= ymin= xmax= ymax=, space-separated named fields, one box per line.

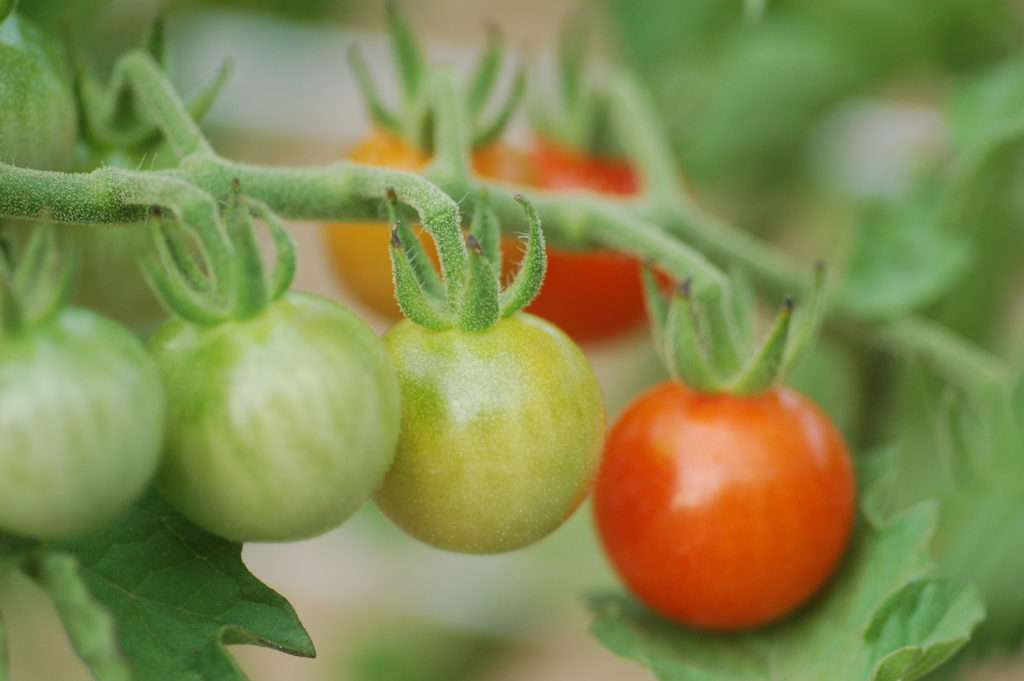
xmin=0 ymin=45 xmax=1009 ymax=401
xmin=348 ymin=3 xmax=524 ymax=153
xmin=643 ymin=263 xmax=826 ymax=396
xmin=390 ymin=191 xmax=545 ymax=332
xmin=0 ymin=223 xmax=73 ymax=338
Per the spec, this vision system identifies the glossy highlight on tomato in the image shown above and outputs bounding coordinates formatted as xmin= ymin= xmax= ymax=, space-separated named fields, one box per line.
xmin=524 ymin=137 xmax=647 ymax=343
xmin=0 ymin=308 xmax=165 ymax=539
xmin=594 ymin=380 xmax=855 ymax=630
xmin=149 ymin=292 xmax=401 ymax=543
xmin=375 ymin=313 xmax=605 ymax=554
xmin=324 ymin=129 xmax=532 ymax=319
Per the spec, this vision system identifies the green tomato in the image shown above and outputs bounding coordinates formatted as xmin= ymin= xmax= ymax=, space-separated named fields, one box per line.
xmin=375 ymin=313 xmax=605 ymax=554
xmin=0 ymin=308 xmax=165 ymax=539
xmin=149 ymin=292 xmax=401 ymax=543
xmin=0 ymin=10 xmax=76 ymax=170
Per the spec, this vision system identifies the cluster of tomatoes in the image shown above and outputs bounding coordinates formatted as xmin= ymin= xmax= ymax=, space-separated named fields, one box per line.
xmin=323 ymin=129 xmax=857 ymax=630
xmin=0 ymin=3 xmax=857 ymax=634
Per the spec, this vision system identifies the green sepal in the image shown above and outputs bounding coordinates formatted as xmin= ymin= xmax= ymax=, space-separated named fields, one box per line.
xmin=386 ymin=1 xmax=425 ymax=107
xmin=729 ymin=296 xmax=794 ymax=395
xmin=144 ymin=16 xmax=167 ymax=67
xmin=457 ymin=234 xmax=500 ymax=332
xmin=386 ymin=189 xmax=444 ymax=300
xmin=498 ymin=195 xmax=547 ymax=318
xmin=782 ymin=260 xmax=828 ymax=376
xmin=224 ymin=180 xmax=268 ymax=319
xmin=154 ymin=214 xmax=212 ymax=294
xmin=641 ymin=264 xmax=669 ymax=362
xmin=348 ymin=45 xmax=403 ymax=136
xmin=472 ymin=68 xmax=525 ymax=148
xmin=141 ymin=221 xmax=229 ymax=326
xmin=0 ymin=269 xmax=22 ymax=337
xmin=7 ymin=223 xmax=73 ymax=329
xmin=252 ymin=200 xmax=297 ymax=301
xmin=696 ymin=286 xmax=743 ymax=379
xmin=467 ymin=190 xmax=501 ymax=269
xmin=728 ymin=266 xmax=756 ymax=350
xmin=390 ymin=226 xmax=450 ymax=330
xmin=665 ymin=281 xmax=720 ymax=392
xmin=24 ymin=552 xmax=131 ymax=681
xmin=466 ymin=24 xmax=504 ymax=119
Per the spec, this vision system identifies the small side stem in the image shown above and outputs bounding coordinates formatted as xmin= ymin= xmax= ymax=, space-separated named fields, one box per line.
xmin=117 ymin=51 xmax=214 ymax=159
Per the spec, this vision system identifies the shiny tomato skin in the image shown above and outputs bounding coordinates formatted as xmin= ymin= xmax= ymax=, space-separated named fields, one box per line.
xmin=523 ymin=137 xmax=648 ymax=343
xmin=375 ymin=313 xmax=605 ymax=554
xmin=594 ymin=380 xmax=855 ymax=630
xmin=149 ymin=292 xmax=401 ymax=543
xmin=324 ymin=129 xmax=532 ymax=319
xmin=0 ymin=308 xmax=165 ymax=539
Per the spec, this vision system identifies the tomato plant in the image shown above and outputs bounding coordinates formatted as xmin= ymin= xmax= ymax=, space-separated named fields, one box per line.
xmin=0 ymin=227 xmax=164 ymax=539
xmin=594 ymin=380 xmax=855 ymax=629
xmin=376 ymin=313 xmax=604 ymax=553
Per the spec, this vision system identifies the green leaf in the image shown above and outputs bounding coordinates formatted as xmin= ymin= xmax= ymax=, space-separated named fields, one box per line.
xmin=841 ymin=173 xmax=971 ymax=320
xmin=948 ymin=55 xmax=1024 ymax=167
xmin=589 ymin=502 xmax=984 ymax=681
xmin=0 ymin=492 xmax=314 ymax=681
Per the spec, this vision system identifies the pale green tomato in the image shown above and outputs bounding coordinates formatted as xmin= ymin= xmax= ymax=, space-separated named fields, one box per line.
xmin=149 ymin=292 xmax=401 ymax=543
xmin=376 ymin=313 xmax=605 ymax=554
xmin=0 ymin=11 xmax=76 ymax=170
xmin=0 ymin=308 xmax=165 ymax=539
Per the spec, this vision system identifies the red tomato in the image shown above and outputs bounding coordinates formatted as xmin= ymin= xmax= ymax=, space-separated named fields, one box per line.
xmin=594 ymin=380 xmax=855 ymax=630
xmin=523 ymin=137 xmax=647 ymax=343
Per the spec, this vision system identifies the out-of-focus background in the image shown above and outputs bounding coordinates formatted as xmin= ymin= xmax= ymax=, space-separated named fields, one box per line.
xmin=3 ymin=0 xmax=1024 ymax=679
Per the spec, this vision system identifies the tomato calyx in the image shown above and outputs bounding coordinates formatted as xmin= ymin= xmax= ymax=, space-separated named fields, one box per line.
xmin=531 ymin=14 xmax=623 ymax=159
xmin=643 ymin=261 xmax=827 ymax=395
xmin=71 ymin=18 xmax=231 ymax=160
xmin=0 ymin=223 xmax=73 ymax=337
xmin=348 ymin=4 xmax=524 ymax=155
xmin=141 ymin=178 xmax=297 ymax=325
xmin=388 ymin=190 xmax=546 ymax=332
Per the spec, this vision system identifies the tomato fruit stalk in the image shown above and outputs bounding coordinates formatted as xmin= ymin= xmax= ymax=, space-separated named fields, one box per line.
xmin=594 ymin=380 xmax=855 ymax=629
xmin=523 ymin=137 xmax=649 ymax=343
xmin=323 ymin=129 xmax=531 ymax=319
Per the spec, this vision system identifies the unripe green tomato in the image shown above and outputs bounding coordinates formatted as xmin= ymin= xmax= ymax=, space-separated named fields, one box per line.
xmin=375 ymin=313 xmax=606 ymax=554
xmin=0 ymin=308 xmax=165 ymax=539
xmin=0 ymin=11 xmax=76 ymax=170
xmin=149 ymin=292 xmax=401 ymax=543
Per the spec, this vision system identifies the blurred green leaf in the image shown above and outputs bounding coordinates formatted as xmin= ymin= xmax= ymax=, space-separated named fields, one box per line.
xmin=948 ymin=56 xmax=1024 ymax=167
xmin=589 ymin=502 xmax=983 ymax=681
xmin=840 ymin=172 xmax=971 ymax=320
xmin=878 ymin=371 xmax=1024 ymax=655
xmin=349 ymin=620 xmax=509 ymax=681
xmin=0 ymin=492 xmax=314 ymax=681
